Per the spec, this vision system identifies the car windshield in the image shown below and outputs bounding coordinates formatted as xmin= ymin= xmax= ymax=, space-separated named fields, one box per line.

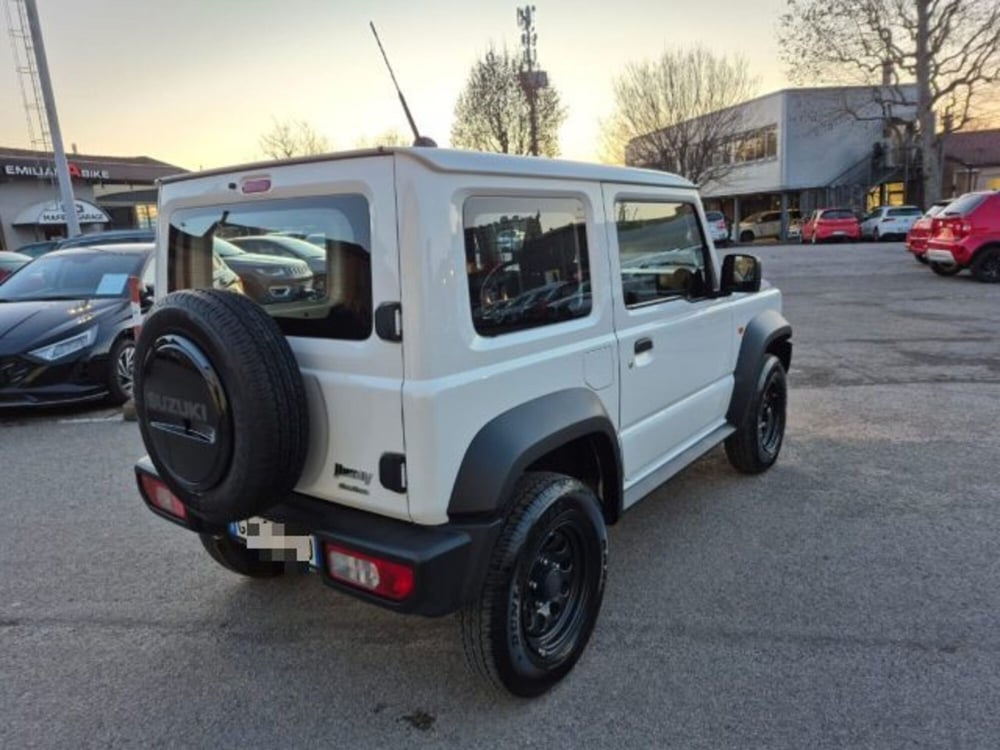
xmin=232 ymin=235 xmax=326 ymax=259
xmin=0 ymin=249 xmax=145 ymax=302
xmin=889 ymin=207 xmax=921 ymax=217
xmin=212 ymin=237 xmax=246 ymax=257
xmin=705 ymin=211 xmax=724 ymax=221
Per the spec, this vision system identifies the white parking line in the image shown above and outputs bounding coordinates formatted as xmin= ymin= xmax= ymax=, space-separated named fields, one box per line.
xmin=57 ymin=415 xmax=121 ymax=424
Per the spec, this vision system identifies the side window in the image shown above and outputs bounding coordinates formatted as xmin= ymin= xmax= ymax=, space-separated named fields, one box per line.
xmin=614 ymin=200 xmax=710 ymax=307
xmin=465 ymin=196 xmax=591 ymax=337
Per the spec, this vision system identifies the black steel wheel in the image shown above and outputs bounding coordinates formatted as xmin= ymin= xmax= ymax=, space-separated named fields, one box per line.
xmin=725 ymin=353 xmax=787 ymax=474
xmin=460 ymin=472 xmax=607 ymax=697
xmin=971 ymin=248 xmax=1000 ymax=283
xmin=106 ymin=336 xmax=136 ymax=405
xmin=929 ymin=261 xmax=962 ymax=277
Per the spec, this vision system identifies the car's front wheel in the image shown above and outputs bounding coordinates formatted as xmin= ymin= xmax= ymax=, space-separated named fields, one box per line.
xmin=725 ymin=354 xmax=787 ymax=474
xmin=460 ymin=472 xmax=607 ymax=697
xmin=106 ymin=335 xmax=135 ymax=405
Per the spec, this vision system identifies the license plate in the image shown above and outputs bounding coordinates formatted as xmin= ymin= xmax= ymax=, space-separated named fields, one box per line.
xmin=229 ymin=518 xmax=318 ymax=567
xmin=833 ymin=230 xmax=846 ymax=235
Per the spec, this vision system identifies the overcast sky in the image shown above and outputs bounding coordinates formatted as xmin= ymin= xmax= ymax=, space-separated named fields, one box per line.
xmin=0 ymin=0 xmax=790 ymax=170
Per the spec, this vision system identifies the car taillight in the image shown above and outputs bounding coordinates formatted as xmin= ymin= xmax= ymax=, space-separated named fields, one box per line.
xmin=138 ymin=473 xmax=188 ymax=520
xmin=942 ymin=216 xmax=972 ymax=238
xmin=323 ymin=542 xmax=415 ymax=601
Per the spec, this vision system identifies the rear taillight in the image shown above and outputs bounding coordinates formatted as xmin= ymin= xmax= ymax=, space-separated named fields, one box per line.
xmin=138 ymin=473 xmax=188 ymax=520
xmin=323 ymin=542 xmax=415 ymax=601
xmin=942 ymin=216 xmax=972 ymax=238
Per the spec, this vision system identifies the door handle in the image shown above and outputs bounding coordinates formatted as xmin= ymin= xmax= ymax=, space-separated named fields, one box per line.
xmin=635 ymin=337 xmax=653 ymax=354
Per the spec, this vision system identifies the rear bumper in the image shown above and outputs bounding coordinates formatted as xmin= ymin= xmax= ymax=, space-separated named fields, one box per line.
xmin=135 ymin=458 xmax=502 ymax=617
xmin=926 ymin=249 xmax=958 ymax=265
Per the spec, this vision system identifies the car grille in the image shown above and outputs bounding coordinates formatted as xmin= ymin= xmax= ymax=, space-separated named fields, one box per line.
xmin=0 ymin=356 xmax=33 ymax=388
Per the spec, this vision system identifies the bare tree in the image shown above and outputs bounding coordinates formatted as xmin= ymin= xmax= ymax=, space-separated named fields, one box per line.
xmin=779 ymin=0 xmax=1000 ymax=204
xmin=600 ymin=47 xmax=759 ymax=187
xmin=354 ymin=128 xmax=409 ymax=149
xmin=259 ymin=118 xmax=331 ymax=159
xmin=451 ymin=46 xmax=567 ymax=157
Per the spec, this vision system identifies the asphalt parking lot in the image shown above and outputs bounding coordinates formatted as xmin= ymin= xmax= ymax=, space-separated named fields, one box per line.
xmin=2 ymin=241 xmax=999 ymax=749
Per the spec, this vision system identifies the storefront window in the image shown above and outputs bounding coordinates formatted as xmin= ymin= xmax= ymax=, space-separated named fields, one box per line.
xmin=135 ymin=204 xmax=158 ymax=229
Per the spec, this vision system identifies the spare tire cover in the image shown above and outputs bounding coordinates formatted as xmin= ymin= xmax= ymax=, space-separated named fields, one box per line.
xmin=135 ymin=289 xmax=309 ymax=524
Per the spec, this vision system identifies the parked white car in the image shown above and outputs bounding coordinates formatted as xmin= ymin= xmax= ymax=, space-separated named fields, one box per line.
xmin=132 ymin=147 xmax=792 ymax=697
xmin=704 ymin=210 xmax=730 ymax=246
xmin=860 ymin=205 xmax=923 ymax=241
xmin=736 ymin=209 xmax=802 ymax=242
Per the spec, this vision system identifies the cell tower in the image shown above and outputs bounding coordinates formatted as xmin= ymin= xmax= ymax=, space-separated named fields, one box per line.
xmin=4 ymin=0 xmax=51 ymax=151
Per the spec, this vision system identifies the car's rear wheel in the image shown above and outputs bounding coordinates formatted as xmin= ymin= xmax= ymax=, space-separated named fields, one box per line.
xmin=740 ymin=230 xmax=754 ymax=243
xmin=460 ymin=472 xmax=607 ymax=697
xmin=199 ymin=533 xmax=286 ymax=578
xmin=929 ymin=262 xmax=962 ymax=277
xmin=106 ymin=336 xmax=135 ymax=405
xmin=971 ymin=248 xmax=1000 ymax=283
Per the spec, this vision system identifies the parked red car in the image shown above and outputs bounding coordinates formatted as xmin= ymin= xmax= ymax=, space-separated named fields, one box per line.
xmin=905 ymin=201 xmax=951 ymax=264
xmin=800 ymin=208 xmax=861 ymax=243
xmin=924 ymin=191 xmax=1000 ymax=281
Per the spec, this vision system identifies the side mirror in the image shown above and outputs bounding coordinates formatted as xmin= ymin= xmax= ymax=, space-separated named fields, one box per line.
xmin=720 ymin=253 xmax=761 ymax=294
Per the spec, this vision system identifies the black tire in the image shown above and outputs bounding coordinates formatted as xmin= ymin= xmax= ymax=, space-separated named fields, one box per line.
xmin=915 ymin=254 xmax=929 ymax=265
xmin=199 ymin=533 xmax=285 ymax=578
xmin=873 ymin=229 xmax=880 ymax=242
xmin=929 ymin=261 xmax=962 ymax=277
xmin=106 ymin=335 xmax=135 ymax=405
xmin=134 ymin=289 xmax=309 ymax=524
xmin=971 ymin=247 xmax=1000 ymax=283
xmin=740 ymin=230 xmax=754 ymax=243
xmin=460 ymin=472 xmax=608 ymax=697
xmin=725 ymin=354 xmax=787 ymax=474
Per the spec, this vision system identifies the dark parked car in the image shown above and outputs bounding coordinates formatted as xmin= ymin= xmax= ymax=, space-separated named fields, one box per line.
xmin=0 ymin=252 xmax=32 ymax=283
xmin=228 ymin=234 xmax=328 ymax=295
xmin=14 ymin=240 xmax=60 ymax=259
xmin=14 ymin=230 xmax=156 ymax=261
xmin=0 ymin=243 xmax=154 ymax=407
xmin=211 ymin=237 xmax=313 ymax=304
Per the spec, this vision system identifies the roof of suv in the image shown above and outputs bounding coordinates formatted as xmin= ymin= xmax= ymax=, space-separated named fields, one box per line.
xmin=160 ymin=147 xmax=695 ymax=190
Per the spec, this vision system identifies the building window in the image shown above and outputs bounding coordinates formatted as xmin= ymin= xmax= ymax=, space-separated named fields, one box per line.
xmin=135 ymin=203 xmax=157 ymax=229
xmin=728 ymin=125 xmax=778 ymax=164
xmin=465 ymin=196 xmax=591 ymax=336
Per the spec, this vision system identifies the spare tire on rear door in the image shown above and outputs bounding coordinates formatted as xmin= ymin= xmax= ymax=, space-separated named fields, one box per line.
xmin=134 ymin=289 xmax=309 ymax=524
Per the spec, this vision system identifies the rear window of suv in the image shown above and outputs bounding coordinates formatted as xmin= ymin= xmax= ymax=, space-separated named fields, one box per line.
xmin=942 ymin=193 xmax=987 ymax=216
xmin=820 ymin=209 xmax=855 ymax=220
xmin=167 ymin=195 xmax=372 ymax=340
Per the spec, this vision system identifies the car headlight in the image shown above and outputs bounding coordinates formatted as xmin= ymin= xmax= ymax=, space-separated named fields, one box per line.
xmin=29 ymin=327 xmax=98 ymax=362
xmin=253 ymin=266 xmax=289 ymax=277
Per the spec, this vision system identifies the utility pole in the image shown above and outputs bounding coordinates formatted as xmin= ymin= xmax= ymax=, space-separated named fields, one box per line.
xmin=19 ymin=0 xmax=79 ymax=236
xmin=516 ymin=6 xmax=548 ymax=157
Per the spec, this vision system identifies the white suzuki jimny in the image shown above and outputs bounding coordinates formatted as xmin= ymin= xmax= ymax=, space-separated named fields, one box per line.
xmin=133 ymin=147 xmax=791 ymax=697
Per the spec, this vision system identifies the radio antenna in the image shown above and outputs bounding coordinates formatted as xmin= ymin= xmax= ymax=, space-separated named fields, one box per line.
xmin=370 ymin=21 xmax=436 ymax=147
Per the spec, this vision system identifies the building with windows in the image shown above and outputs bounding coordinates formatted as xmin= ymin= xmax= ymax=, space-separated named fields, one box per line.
xmin=0 ymin=146 xmax=185 ymax=251
xmin=626 ymin=85 xmax=920 ymax=240
xmin=943 ymin=129 xmax=1000 ymax=197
